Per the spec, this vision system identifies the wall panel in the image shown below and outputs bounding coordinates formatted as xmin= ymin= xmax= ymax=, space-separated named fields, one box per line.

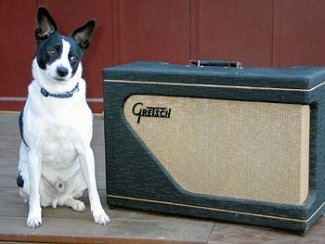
xmin=273 ymin=0 xmax=325 ymax=67
xmin=113 ymin=0 xmax=191 ymax=65
xmin=1 ymin=1 xmax=325 ymax=112
xmin=0 ymin=0 xmax=36 ymax=111
xmin=0 ymin=0 xmax=113 ymax=112
xmin=191 ymin=0 xmax=274 ymax=67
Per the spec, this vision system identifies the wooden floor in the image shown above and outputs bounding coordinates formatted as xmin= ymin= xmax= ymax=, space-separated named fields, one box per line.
xmin=0 ymin=112 xmax=324 ymax=244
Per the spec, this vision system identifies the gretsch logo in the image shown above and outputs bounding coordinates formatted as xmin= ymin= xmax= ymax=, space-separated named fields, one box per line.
xmin=132 ymin=102 xmax=171 ymax=124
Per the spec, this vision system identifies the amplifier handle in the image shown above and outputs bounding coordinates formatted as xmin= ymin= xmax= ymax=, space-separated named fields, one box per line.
xmin=190 ymin=60 xmax=242 ymax=68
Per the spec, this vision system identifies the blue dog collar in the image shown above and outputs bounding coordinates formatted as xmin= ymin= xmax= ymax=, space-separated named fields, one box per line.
xmin=40 ymin=82 xmax=79 ymax=98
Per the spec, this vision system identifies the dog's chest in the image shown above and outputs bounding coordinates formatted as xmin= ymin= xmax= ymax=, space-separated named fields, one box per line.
xmin=40 ymin=125 xmax=80 ymax=167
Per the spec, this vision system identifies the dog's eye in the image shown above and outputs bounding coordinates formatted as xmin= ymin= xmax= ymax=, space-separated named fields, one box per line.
xmin=70 ymin=55 xmax=78 ymax=63
xmin=48 ymin=48 xmax=57 ymax=56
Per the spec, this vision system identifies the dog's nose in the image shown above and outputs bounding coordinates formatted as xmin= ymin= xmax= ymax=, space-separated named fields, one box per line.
xmin=57 ymin=67 xmax=69 ymax=77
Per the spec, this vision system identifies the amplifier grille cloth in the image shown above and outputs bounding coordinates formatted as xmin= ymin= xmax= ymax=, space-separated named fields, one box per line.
xmin=124 ymin=95 xmax=310 ymax=205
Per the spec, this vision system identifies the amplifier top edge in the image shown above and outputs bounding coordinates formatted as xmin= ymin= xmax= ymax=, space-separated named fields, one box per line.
xmin=103 ymin=62 xmax=325 ymax=89
xmin=103 ymin=79 xmax=325 ymax=93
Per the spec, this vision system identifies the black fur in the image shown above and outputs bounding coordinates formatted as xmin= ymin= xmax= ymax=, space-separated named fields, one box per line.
xmin=19 ymin=111 xmax=28 ymax=147
xmin=16 ymin=171 xmax=24 ymax=188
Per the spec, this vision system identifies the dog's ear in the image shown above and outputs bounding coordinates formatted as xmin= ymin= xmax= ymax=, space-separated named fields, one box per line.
xmin=35 ymin=6 xmax=57 ymax=40
xmin=71 ymin=20 xmax=96 ymax=51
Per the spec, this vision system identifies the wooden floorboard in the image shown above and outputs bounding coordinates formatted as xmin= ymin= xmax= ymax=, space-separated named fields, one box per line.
xmin=0 ymin=112 xmax=324 ymax=243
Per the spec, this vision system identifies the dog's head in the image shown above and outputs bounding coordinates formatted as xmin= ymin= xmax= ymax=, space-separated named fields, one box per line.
xmin=34 ymin=6 xmax=95 ymax=83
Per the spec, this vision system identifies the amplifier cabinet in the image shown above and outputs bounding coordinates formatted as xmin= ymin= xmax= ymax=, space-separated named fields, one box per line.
xmin=103 ymin=62 xmax=325 ymax=233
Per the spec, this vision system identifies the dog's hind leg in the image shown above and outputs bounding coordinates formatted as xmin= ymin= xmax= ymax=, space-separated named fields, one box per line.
xmin=17 ymin=172 xmax=30 ymax=203
xmin=64 ymin=198 xmax=86 ymax=212
xmin=17 ymin=144 xmax=31 ymax=204
xmin=59 ymin=167 xmax=87 ymax=211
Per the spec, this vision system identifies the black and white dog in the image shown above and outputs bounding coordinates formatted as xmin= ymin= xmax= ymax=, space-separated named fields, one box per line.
xmin=17 ymin=6 xmax=110 ymax=228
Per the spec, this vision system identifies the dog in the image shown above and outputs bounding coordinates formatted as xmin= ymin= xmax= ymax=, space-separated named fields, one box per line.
xmin=17 ymin=6 xmax=110 ymax=228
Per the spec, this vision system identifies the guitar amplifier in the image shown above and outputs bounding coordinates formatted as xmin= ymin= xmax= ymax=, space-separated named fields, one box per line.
xmin=102 ymin=61 xmax=325 ymax=234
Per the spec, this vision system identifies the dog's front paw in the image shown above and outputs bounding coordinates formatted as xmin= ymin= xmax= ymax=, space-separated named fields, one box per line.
xmin=27 ymin=213 xmax=42 ymax=229
xmin=93 ymin=209 xmax=110 ymax=226
xmin=27 ymin=205 xmax=42 ymax=228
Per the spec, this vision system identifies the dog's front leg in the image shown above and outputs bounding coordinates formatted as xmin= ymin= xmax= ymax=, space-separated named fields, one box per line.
xmin=27 ymin=150 xmax=42 ymax=228
xmin=79 ymin=147 xmax=110 ymax=225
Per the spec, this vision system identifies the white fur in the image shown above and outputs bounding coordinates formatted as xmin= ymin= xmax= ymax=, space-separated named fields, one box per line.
xmin=18 ymin=46 xmax=110 ymax=228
